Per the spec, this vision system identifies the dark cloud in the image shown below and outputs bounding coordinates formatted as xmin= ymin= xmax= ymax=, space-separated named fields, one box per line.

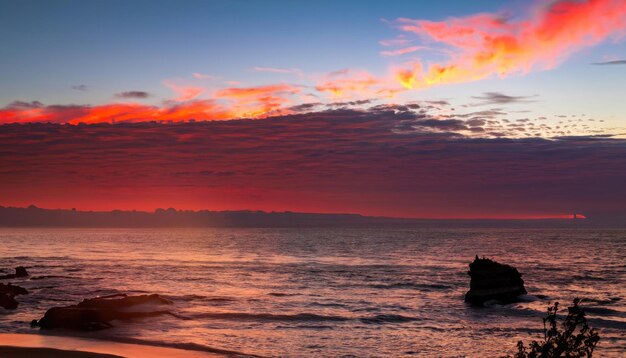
xmin=466 ymin=118 xmax=486 ymax=127
xmin=71 ymin=85 xmax=88 ymax=91
xmin=0 ymin=99 xmax=611 ymax=140
xmin=413 ymin=119 xmax=468 ymax=131
xmin=7 ymin=101 xmax=44 ymax=109
xmin=455 ymin=109 xmax=508 ymax=118
xmin=115 ymin=91 xmax=151 ymax=99
xmin=326 ymin=99 xmax=373 ymax=107
xmin=425 ymin=100 xmax=450 ymax=106
xmin=471 ymin=92 xmax=537 ymax=105
xmin=1 ymin=108 xmax=624 ymax=219
xmin=592 ymin=60 xmax=626 ymax=65
xmin=285 ymin=102 xmax=322 ymax=113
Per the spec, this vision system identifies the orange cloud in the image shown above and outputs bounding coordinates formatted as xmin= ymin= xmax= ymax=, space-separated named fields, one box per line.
xmin=395 ymin=0 xmax=626 ymax=88
xmin=216 ymin=84 xmax=300 ymax=99
xmin=163 ymin=80 xmax=205 ymax=101
xmin=215 ymin=84 xmax=301 ymax=118
xmin=395 ymin=62 xmax=424 ymax=89
xmin=315 ymin=70 xmax=392 ymax=98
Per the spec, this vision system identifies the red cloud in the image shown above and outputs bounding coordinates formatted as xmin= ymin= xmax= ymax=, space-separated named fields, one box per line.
xmin=0 ymin=100 xmax=233 ymax=124
xmin=395 ymin=0 xmax=626 ymax=88
xmin=0 ymin=83 xmax=308 ymax=124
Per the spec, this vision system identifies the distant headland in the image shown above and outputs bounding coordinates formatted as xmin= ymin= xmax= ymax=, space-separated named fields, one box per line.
xmin=0 ymin=205 xmax=615 ymax=228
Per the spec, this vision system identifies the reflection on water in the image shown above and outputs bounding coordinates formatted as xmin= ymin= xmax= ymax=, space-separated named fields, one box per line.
xmin=0 ymin=228 xmax=625 ymax=356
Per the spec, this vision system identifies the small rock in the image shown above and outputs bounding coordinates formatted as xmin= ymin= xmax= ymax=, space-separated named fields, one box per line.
xmin=0 ymin=267 xmax=29 ymax=280
xmin=15 ymin=266 xmax=28 ymax=277
xmin=0 ymin=283 xmax=29 ymax=310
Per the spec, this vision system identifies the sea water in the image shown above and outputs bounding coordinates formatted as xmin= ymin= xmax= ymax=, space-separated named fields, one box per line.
xmin=0 ymin=228 xmax=624 ymax=357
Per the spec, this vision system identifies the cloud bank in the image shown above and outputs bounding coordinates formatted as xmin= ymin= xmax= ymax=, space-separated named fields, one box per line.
xmin=1 ymin=109 xmax=625 ymax=219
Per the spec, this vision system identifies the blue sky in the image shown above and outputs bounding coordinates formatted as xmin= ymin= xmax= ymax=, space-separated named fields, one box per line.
xmin=1 ymin=1 xmax=513 ymax=102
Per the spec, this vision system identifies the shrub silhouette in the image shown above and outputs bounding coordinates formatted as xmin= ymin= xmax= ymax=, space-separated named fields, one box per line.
xmin=513 ymin=298 xmax=599 ymax=357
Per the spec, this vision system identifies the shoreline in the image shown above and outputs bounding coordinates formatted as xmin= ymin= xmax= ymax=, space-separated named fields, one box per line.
xmin=0 ymin=333 xmax=231 ymax=358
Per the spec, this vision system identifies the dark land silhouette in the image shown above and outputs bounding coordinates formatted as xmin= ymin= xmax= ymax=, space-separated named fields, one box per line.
xmin=0 ymin=205 xmax=614 ymax=228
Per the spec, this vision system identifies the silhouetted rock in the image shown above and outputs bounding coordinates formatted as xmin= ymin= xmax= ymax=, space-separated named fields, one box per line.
xmin=464 ymin=256 xmax=527 ymax=306
xmin=34 ymin=293 xmax=173 ymax=330
xmin=0 ymin=283 xmax=28 ymax=310
xmin=15 ymin=266 xmax=28 ymax=277
xmin=0 ymin=266 xmax=29 ymax=280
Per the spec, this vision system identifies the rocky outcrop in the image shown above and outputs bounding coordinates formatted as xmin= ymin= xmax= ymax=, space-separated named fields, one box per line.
xmin=0 ymin=266 xmax=29 ymax=280
xmin=0 ymin=283 xmax=28 ymax=309
xmin=34 ymin=293 xmax=173 ymax=330
xmin=464 ymin=256 xmax=527 ymax=306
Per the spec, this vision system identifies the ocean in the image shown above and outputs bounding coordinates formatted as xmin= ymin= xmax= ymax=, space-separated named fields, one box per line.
xmin=1 ymin=228 xmax=624 ymax=357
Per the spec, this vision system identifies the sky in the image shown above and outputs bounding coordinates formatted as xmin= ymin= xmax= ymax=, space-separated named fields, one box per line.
xmin=1 ymin=0 xmax=626 ymax=220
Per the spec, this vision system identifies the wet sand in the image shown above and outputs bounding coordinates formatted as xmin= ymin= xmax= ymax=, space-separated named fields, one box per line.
xmin=0 ymin=346 xmax=122 ymax=357
xmin=0 ymin=334 xmax=225 ymax=358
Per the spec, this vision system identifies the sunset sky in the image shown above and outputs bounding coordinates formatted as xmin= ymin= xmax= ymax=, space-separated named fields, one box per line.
xmin=1 ymin=0 xmax=626 ymax=219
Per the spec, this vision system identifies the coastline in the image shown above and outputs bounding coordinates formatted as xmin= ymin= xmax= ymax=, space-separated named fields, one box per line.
xmin=0 ymin=333 xmax=228 ymax=358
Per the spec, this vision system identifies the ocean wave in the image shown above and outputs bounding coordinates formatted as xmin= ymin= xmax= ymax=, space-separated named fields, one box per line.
xmin=572 ymin=274 xmax=606 ymax=281
xmin=195 ymin=312 xmax=350 ymax=322
xmin=276 ymin=324 xmax=334 ymax=330
xmin=587 ymin=317 xmax=626 ymax=330
xmin=308 ymin=302 xmax=347 ymax=308
xmin=268 ymin=292 xmax=299 ymax=297
xmin=369 ymin=282 xmax=452 ymax=290
xmin=30 ymin=275 xmax=77 ymax=280
xmin=193 ymin=311 xmax=426 ymax=325
xmin=517 ymin=294 xmax=544 ymax=302
xmin=29 ymin=285 xmax=57 ymax=290
xmin=359 ymin=314 xmax=421 ymax=324
xmin=164 ymin=294 xmax=206 ymax=301
xmin=585 ymin=297 xmax=621 ymax=305
xmin=165 ymin=294 xmax=237 ymax=303
xmin=584 ymin=306 xmax=626 ymax=317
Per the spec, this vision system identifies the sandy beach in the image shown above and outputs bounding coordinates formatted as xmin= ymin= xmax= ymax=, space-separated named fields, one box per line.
xmin=0 ymin=334 xmax=226 ymax=358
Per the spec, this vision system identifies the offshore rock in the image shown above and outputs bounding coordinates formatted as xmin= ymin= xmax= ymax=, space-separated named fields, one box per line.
xmin=34 ymin=293 xmax=173 ymax=330
xmin=0 ymin=266 xmax=29 ymax=280
xmin=0 ymin=283 xmax=29 ymax=310
xmin=464 ymin=256 xmax=527 ymax=306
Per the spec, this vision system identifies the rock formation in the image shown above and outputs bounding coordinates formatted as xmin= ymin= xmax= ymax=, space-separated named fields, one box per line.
xmin=464 ymin=256 xmax=527 ymax=306
xmin=0 ymin=266 xmax=29 ymax=280
xmin=34 ymin=293 xmax=173 ymax=330
xmin=0 ymin=283 xmax=28 ymax=309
